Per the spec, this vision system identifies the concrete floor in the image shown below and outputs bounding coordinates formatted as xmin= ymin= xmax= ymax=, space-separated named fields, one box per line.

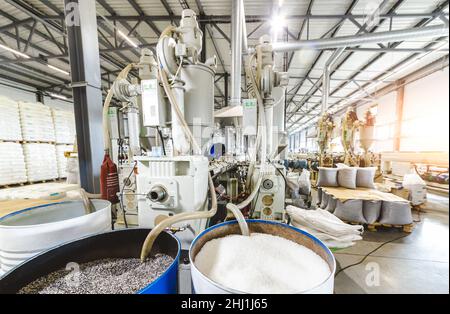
xmin=334 ymin=193 xmax=449 ymax=294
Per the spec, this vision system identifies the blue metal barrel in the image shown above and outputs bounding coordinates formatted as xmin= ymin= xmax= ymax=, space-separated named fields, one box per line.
xmin=0 ymin=229 xmax=180 ymax=294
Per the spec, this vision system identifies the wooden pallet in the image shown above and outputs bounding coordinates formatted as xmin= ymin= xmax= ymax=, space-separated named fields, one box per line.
xmin=342 ymin=220 xmax=414 ymax=233
xmin=21 ymin=141 xmax=56 ymax=145
xmin=0 ymin=182 xmax=26 ymax=189
xmin=0 ymin=140 xmax=21 ymax=144
xmin=0 ymin=178 xmax=60 ymax=189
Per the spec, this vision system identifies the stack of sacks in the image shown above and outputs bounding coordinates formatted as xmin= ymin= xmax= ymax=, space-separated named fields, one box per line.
xmin=317 ymin=167 xmax=412 ymax=225
xmin=55 ymin=144 xmax=73 ymax=178
xmin=19 ymin=102 xmax=55 ymax=142
xmin=0 ymin=96 xmax=22 ymax=141
xmin=317 ymin=167 xmax=377 ymax=224
xmin=317 ymin=166 xmax=377 ymax=190
xmin=52 ymin=108 xmax=76 ymax=144
xmin=0 ymin=142 xmax=28 ymax=185
xmin=23 ymin=143 xmax=58 ymax=182
xmin=287 ymin=205 xmax=363 ymax=249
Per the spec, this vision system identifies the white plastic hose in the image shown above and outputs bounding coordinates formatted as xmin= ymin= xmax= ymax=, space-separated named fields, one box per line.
xmin=226 ymin=171 xmax=263 ymax=235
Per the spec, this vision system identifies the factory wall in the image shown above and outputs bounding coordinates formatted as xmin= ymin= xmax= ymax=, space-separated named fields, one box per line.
xmin=289 ymin=66 xmax=449 ymax=154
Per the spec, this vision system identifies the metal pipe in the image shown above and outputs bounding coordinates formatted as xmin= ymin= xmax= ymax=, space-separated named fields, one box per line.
xmin=322 ymin=47 xmax=345 ymax=114
xmin=230 ymin=0 xmax=243 ymax=106
xmin=126 ymin=106 xmax=141 ymax=157
xmin=240 ymin=0 xmax=248 ymax=54
xmin=273 ymin=25 xmax=449 ymax=52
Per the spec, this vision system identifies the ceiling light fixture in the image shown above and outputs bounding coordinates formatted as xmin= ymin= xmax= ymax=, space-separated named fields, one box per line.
xmin=0 ymin=43 xmax=31 ymax=59
xmin=49 ymin=93 xmax=68 ymax=100
xmin=117 ymin=30 xmax=139 ymax=48
xmin=48 ymin=64 xmax=70 ymax=76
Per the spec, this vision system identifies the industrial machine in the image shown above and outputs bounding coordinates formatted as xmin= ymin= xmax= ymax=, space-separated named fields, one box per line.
xmin=341 ymin=107 xmax=361 ymax=167
xmin=245 ymin=35 xmax=289 ymax=221
xmin=317 ymin=112 xmax=335 ymax=167
xmin=102 ymin=10 xmax=291 ymax=247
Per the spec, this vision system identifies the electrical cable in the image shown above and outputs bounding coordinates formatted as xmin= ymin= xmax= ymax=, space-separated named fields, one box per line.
xmin=334 ymin=233 xmax=410 ymax=278
xmin=156 ymin=126 xmax=167 ymax=156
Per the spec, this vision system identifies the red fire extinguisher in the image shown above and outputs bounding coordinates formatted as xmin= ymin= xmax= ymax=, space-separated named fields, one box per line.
xmin=100 ymin=154 xmax=120 ymax=204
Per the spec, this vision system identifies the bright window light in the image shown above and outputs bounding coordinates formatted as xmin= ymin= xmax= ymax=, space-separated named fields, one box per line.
xmin=271 ymin=14 xmax=287 ymax=40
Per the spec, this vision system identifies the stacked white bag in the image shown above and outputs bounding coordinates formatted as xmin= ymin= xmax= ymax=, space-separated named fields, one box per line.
xmin=0 ymin=96 xmax=22 ymax=141
xmin=55 ymin=144 xmax=73 ymax=178
xmin=287 ymin=205 xmax=364 ymax=249
xmin=19 ymin=102 xmax=55 ymax=142
xmin=23 ymin=143 xmax=58 ymax=182
xmin=0 ymin=142 xmax=27 ymax=185
xmin=52 ymin=108 xmax=76 ymax=144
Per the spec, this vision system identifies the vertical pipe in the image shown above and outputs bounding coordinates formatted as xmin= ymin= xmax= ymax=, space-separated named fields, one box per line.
xmin=172 ymin=81 xmax=190 ymax=155
xmin=224 ymin=73 xmax=229 ymax=106
xmin=240 ymin=0 xmax=248 ymax=54
xmin=127 ymin=106 xmax=141 ymax=157
xmin=322 ymin=47 xmax=345 ymax=114
xmin=394 ymin=81 xmax=405 ymax=152
xmin=231 ymin=0 xmax=242 ymax=107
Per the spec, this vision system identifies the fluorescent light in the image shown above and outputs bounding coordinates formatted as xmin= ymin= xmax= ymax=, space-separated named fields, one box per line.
xmin=49 ymin=93 xmax=68 ymax=100
xmin=278 ymin=0 xmax=284 ymax=7
xmin=48 ymin=64 xmax=70 ymax=76
xmin=98 ymin=13 xmax=139 ymax=49
xmin=117 ymin=30 xmax=138 ymax=48
xmin=0 ymin=43 xmax=31 ymax=59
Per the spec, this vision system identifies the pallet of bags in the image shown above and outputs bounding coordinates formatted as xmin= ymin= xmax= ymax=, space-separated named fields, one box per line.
xmin=0 ymin=142 xmax=28 ymax=186
xmin=55 ymin=144 xmax=73 ymax=178
xmin=19 ymin=102 xmax=55 ymax=143
xmin=0 ymin=96 xmax=22 ymax=142
xmin=52 ymin=108 xmax=76 ymax=144
xmin=23 ymin=143 xmax=58 ymax=182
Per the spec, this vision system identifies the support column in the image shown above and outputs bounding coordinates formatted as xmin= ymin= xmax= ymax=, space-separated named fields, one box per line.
xmin=36 ymin=90 xmax=44 ymax=103
xmin=64 ymin=0 xmax=104 ymax=193
xmin=394 ymin=80 xmax=405 ymax=152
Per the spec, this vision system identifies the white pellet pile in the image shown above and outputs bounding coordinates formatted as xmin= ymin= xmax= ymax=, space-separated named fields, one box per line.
xmin=23 ymin=143 xmax=58 ymax=182
xmin=0 ymin=143 xmax=27 ymax=185
xmin=195 ymin=233 xmax=331 ymax=294
xmin=0 ymin=96 xmax=22 ymax=141
xmin=19 ymin=102 xmax=55 ymax=142
xmin=52 ymin=108 xmax=76 ymax=144
xmin=55 ymin=145 xmax=73 ymax=178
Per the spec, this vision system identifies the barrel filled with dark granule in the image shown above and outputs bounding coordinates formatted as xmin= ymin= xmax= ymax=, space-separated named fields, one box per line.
xmin=0 ymin=229 xmax=180 ymax=294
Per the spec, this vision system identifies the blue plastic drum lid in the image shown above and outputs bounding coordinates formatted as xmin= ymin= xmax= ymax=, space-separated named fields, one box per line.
xmin=189 ymin=220 xmax=336 ymax=294
xmin=0 ymin=229 xmax=180 ymax=295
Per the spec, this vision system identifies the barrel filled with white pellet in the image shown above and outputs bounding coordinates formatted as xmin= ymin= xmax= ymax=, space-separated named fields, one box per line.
xmin=190 ymin=220 xmax=336 ymax=294
xmin=0 ymin=229 xmax=180 ymax=294
xmin=0 ymin=200 xmax=112 ymax=276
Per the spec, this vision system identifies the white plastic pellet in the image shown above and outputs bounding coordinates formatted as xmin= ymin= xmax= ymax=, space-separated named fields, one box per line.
xmin=195 ymin=233 xmax=331 ymax=294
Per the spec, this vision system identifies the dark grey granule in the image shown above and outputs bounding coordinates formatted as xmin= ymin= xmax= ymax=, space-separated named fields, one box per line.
xmin=18 ymin=254 xmax=174 ymax=294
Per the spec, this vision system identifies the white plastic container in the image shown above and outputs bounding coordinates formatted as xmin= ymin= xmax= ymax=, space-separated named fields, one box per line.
xmin=0 ymin=200 xmax=112 ymax=276
xmin=189 ymin=220 xmax=336 ymax=294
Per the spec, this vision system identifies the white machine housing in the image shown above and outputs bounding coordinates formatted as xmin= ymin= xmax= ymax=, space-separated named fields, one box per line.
xmin=136 ymin=155 xmax=209 ymax=232
xmin=251 ymin=165 xmax=286 ymax=221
